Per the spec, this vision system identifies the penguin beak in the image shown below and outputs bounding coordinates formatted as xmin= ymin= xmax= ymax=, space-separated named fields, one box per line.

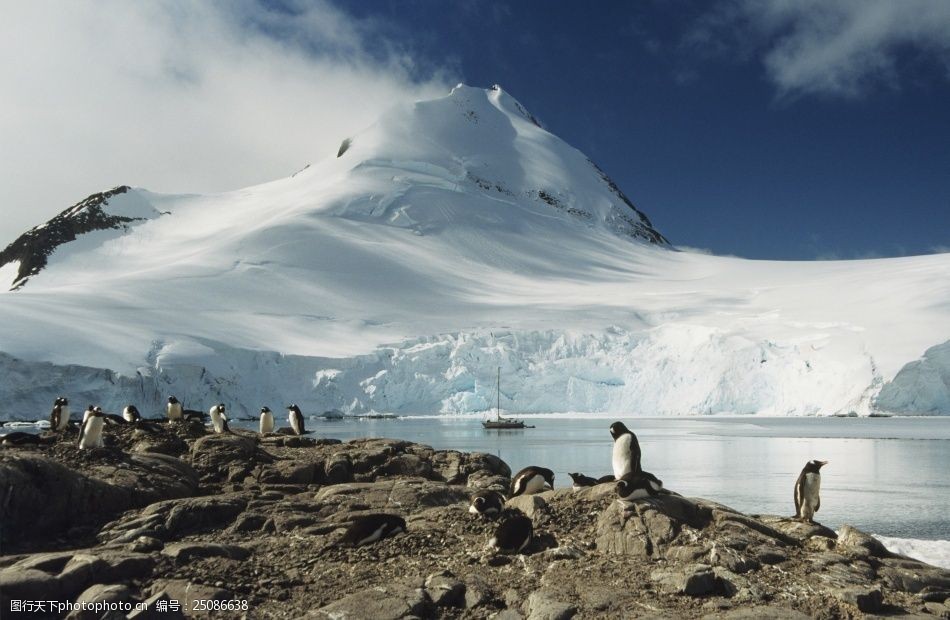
xmin=818 ymin=460 xmax=829 ymax=467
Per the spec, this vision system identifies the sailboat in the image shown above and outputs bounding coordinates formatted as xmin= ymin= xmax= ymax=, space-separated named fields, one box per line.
xmin=482 ymin=367 xmax=532 ymax=429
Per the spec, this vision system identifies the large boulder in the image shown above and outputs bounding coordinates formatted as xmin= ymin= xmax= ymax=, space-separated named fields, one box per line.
xmin=0 ymin=452 xmax=197 ymax=544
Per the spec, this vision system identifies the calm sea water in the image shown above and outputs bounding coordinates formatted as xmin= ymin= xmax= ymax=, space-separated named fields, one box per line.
xmin=229 ymin=415 xmax=950 ymax=540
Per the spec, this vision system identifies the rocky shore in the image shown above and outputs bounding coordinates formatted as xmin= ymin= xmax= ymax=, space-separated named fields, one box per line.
xmin=2 ymin=423 xmax=949 ymax=619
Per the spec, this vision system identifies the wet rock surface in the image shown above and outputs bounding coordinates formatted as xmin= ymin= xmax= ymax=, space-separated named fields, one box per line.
xmin=1 ymin=425 xmax=948 ymax=618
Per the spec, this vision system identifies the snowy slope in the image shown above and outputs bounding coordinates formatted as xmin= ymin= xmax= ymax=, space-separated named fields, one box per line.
xmin=0 ymin=84 xmax=948 ymax=418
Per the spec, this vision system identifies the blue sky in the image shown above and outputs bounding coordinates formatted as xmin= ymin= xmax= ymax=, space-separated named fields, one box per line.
xmin=331 ymin=0 xmax=950 ymax=259
xmin=3 ymin=1 xmax=948 ymax=260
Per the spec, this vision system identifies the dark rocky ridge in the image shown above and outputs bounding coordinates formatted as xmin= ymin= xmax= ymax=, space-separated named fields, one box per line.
xmin=1 ymin=425 xmax=948 ymax=619
xmin=0 ymin=186 xmax=140 ymax=290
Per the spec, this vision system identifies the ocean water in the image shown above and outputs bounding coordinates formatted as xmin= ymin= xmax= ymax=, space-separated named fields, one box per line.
xmin=233 ymin=414 xmax=950 ymax=565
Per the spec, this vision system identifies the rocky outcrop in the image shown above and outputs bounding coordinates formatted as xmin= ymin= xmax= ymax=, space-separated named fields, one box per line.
xmin=2 ymin=429 xmax=949 ymax=618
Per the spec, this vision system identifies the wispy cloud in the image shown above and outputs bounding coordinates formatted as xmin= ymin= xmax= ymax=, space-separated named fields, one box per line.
xmin=0 ymin=0 xmax=453 ymax=245
xmin=687 ymin=0 xmax=950 ymax=99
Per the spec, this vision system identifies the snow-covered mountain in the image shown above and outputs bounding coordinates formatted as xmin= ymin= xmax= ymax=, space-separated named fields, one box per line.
xmin=1 ymin=84 xmax=948 ymax=418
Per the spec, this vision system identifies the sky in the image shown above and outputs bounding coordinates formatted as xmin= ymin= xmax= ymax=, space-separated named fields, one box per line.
xmin=1 ymin=0 xmax=948 ymax=260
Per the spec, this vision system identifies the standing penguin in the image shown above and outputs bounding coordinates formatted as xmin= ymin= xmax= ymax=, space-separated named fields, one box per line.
xmin=167 ymin=396 xmax=183 ymax=422
xmin=260 ymin=406 xmax=275 ymax=434
xmin=610 ymin=421 xmax=642 ymax=479
xmin=794 ymin=460 xmax=828 ymax=523
xmin=287 ymin=404 xmax=305 ymax=436
xmin=209 ymin=403 xmax=229 ymax=434
xmin=78 ymin=407 xmax=105 ymax=449
xmin=509 ymin=466 xmax=554 ymax=497
xmin=82 ymin=405 xmax=95 ymax=425
xmin=49 ymin=397 xmax=70 ymax=432
xmin=122 ymin=405 xmax=141 ymax=423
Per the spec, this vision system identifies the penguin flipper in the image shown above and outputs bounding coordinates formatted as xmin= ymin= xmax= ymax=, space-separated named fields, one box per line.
xmin=815 ymin=497 xmax=820 ymax=513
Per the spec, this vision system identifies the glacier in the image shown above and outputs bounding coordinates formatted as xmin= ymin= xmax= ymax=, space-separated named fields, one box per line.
xmin=0 ymin=84 xmax=948 ymax=419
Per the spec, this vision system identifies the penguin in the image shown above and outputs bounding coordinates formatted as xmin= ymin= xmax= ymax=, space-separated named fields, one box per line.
xmin=615 ymin=470 xmax=667 ymax=512
xmin=597 ymin=474 xmax=616 ymax=484
xmin=568 ymin=472 xmax=599 ymax=489
xmin=288 ymin=404 xmax=305 ymax=436
xmin=259 ymin=406 xmax=275 ymax=434
xmin=182 ymin=408 xmax=207 ymax=423
xmin=167 ymin=396 xmax=183 ymax=422
xmin=78 ymin=407 xmax=105 ymax=449
xmin=209 ymin=403 xmax=229 ymax=434
xmin=509 ymin=466 xmax=555 ymax=497
xmin=49 ymin=397 xmax=70 ymax=432
xmin=469 ymin=490 xmax=506 ymax=517
xmin=337 ymin=514 xmax=406 ymax=547
xmin=794 ymin=460 xmax=828 ymax=523
xmin=96 ymin=406 xmax=127 ymax=426
xmin=488 ymin=510 xmax=533 ymax=554
xmin=122 ymin=404 xmax=141 ymax=423
xmin=610 ymin=421 xmax=642 ymax=479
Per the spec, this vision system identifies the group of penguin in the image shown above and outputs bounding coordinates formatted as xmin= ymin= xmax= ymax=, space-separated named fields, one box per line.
xmin=342 ymin=421 xmax=830 ymax=555
xmin=1 ymin=396 xmax=315 ymax=449
xmin=9 ymin=402 xmax=830 ymax=554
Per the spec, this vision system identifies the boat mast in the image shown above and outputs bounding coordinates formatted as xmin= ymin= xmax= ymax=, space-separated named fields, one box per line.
xmin=496 ymin=366 xmax=501 ymax=420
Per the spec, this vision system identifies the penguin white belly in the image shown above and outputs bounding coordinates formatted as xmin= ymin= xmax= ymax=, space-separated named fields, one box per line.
xmin=57 ymin=407 xmax=71 ymax=430
xmin=523 ymin=474 xmax=547 ymax=494
xmin=800 ymin=473 xmax=821 ymax=519
xmin=612 ymin=434 xmax=633 ymax=479
xmin=211 ymin=412 xmax=226 ymax=433
xmin=167 ymin=404 xmax=182 ymax=420
xmin=82 ymin=409 xmax=92 ymax=424
xmin=289 ymin=414 xmax=302 ymax=435
xmin=260 ymin=413 xmax=274 ymax=434
xmin=79 ymin=418 xmax=104 ymax=449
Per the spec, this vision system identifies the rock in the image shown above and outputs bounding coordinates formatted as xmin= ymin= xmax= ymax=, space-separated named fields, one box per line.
xmin=651 ymin=564 xmax=725 ymax=597
xmin=127 ymin=535 xmax=164 ymax=553
xmin=878 ymin=557 xmax=950 ymax=594
xmin=918 ymin=587 xmax=950 ymax=603
xmin=139 ymin=493 xmax=248 ymax=539
xmin=324 ymin=454 xmax=353 ymax=484
xmin=259 ymin=460 xmax=318 ymax=485
xmin=425 ymin=570 xmax=465 ymax=607
xmin=311 ymin=580 xmax=432 ymax=619
xmin=704 ymin=606 xmax=811 ymax=619
xmin=464 ymin=576 xmax=493 ymax=609
xmin=228 ymin=512 xmax=270 ymax=533
xmin=596 ymin=496 xmax=706 ymax=557
xmin=189 ymin=434 xmax=258 ymax=483
xmin=506 ymin=494 xmax=548 ymax=518
xmin=753 ymin=546 xmax=788 ymax=565
xmin=758 ymin=515 xmax=836 ymax=542
xmin=0 ymin=452 xmax=196 ymax=544
xmin=162 ymin=542 xmax=251 ymax=563
xmin=525 ymin=591 xmax=577 ymax=620
xmin=831 ymin=585 xmax=883 ymax=612
xmin=836 ymin=524 xmax=888 ymax=558
xmin=66 ymin=584 xmax=135 ymax=620
xmin=0 ymin=567 xmax=62 ymax=601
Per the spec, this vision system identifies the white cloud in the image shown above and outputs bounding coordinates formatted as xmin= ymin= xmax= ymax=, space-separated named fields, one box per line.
xmin=690 ymin=0 xmax=950 ymax=99
xmin=0 ymin=0 xmax=452 ymax=246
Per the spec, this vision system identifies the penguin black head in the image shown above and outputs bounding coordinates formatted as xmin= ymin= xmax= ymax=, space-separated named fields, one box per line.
xmin=288 ymin=404 xmax=300 ymax=412
xmin=261 ymin=406 xmax=271 ymax=414
xmin=609 ymin=421 xmax=631 ymax=440
xmin=90 ymin=406 xmax=104 ymax=417
xmin=218 ymin=403 xmax=225 ymax=412
xmin=534 ymin=466 xmax=555 ymax=488
xmin=803 ymin=460 xmax=828 ymax=473
xmin=168 ymin=396 xmax=179 ymax=405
